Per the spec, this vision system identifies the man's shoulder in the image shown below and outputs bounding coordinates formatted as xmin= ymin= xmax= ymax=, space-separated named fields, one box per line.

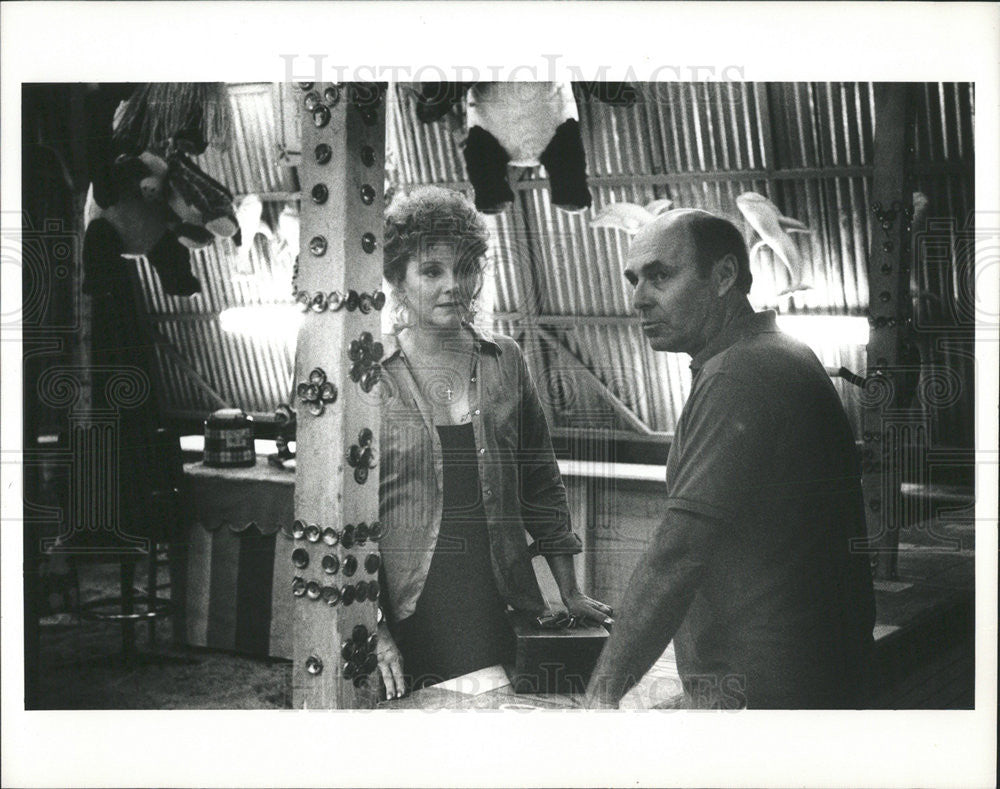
xmin=699 ymin=330 xmax=819 ymax=388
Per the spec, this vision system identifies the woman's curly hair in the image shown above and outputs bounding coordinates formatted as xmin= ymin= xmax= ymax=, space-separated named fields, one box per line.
xmin=383 ymin=186 xmax=490 ymax=286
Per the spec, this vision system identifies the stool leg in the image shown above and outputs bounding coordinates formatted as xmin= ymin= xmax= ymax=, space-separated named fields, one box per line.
xmin=120 ymin=559 xmax=136 ymax=662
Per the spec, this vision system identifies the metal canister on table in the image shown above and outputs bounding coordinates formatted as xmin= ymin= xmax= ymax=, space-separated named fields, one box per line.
xmin=203 ymin=408 xmax=256 ymax=467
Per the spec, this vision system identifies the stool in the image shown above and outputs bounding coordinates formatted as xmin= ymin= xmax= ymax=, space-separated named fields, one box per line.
xmin=75 ymin=429 xmax=181 ymax=663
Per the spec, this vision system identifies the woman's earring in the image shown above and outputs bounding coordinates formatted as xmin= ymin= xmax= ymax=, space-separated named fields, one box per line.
xmin=392 ymin=291 xmax=414 ymax=331
xmin=461 ymin=296 xmax=479 ymax=327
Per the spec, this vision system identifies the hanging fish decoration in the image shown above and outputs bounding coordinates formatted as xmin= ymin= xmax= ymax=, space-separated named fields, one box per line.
xmin=233 ymin=193 xmax=275 ymax=273
xmin=589 ymin=198 xmax=674 ymax=234
xmin=736 ymin=192 xmax=812 ymax=295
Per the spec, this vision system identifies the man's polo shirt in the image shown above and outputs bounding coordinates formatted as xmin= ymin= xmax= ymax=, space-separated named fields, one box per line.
xmin=665 ymin=309 xmax=875 ymax=708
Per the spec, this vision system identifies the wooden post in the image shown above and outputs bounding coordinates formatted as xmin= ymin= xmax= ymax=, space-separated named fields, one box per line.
xmin=862 ymin=83 xmax=914 ymax=581
xmin=290 ymin=82 xmax=385 ymax=708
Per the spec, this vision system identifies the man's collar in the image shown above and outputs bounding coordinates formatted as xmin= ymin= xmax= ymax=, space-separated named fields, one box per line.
xmin=689 ymin=309 xmax=778 ymax=375
xmin=381 ymin=323 xmax=503 ymax=363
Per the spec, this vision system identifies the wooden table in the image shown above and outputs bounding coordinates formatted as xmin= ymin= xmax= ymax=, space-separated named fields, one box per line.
xmin=172 ymin=458 xmax=296 ymax=658
xmin=378 ymin=665 xmax=583 ymax=710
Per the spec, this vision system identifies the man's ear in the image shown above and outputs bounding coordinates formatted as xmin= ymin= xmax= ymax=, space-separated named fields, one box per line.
xmin=714 ymin=253 xmax=739 ymax=296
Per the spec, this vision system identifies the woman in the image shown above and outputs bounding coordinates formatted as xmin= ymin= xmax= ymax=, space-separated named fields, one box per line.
xmin=376 ymin=186 xmax=611 ymax=699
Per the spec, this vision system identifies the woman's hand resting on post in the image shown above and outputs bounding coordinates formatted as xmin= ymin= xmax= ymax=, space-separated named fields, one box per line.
xmin=376 ymin=621 xmax=406 ymax=700
xmin=562 ymin=590 xmax=614 ymax=628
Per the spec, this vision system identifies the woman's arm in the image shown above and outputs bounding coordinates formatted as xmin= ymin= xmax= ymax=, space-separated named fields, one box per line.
xmin=513 ymin=344 xmax=613 ymax=624
xmin=545 ymin=553 xmax=614 ymax=626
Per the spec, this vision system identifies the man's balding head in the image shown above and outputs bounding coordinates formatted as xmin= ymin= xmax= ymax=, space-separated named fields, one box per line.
xmin=635 ymin=209 xmax=752 ymax=295
xmin=624 ymin=209 xmax=754 ymax=354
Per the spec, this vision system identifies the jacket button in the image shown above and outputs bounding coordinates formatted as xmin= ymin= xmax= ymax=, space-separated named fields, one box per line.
xmin=484 ymin=489 xmax=493 ymax=498
xmin=478 ymin=448 xmax=485 ymax=455
xmin=474 ymin=409 xmax=480 ymax=416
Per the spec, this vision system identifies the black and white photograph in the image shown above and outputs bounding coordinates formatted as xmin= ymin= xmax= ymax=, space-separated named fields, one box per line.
xmin=2 ymin=3 xmax=997 ymax=787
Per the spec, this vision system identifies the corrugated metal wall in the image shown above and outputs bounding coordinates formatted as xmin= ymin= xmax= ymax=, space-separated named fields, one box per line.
xmin=139 ymin=82 xmax=974 ymax=448
xmin=133 ymin=84 xmax=298 ymax=418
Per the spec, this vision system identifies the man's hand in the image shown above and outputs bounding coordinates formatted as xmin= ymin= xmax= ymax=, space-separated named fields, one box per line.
xmin=376 ymin=622 xmax=406 ymax=700
xmin=563 ymin=590 xmax=614 ymax=628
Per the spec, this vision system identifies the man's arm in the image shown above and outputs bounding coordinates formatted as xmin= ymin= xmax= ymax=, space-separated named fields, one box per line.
xmin=585 ymin=507 xmax=721 ymax=706
xmin=585 ymin=371 xmax=777 ymax=706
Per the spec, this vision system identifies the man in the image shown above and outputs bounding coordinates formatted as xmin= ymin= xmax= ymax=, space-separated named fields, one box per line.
xmin=586 ymin=209 xmax=875 ymax=709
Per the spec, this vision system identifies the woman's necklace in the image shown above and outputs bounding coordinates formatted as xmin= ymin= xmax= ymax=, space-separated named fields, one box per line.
xmin=400 ymin=332 xmax=478 ymax=424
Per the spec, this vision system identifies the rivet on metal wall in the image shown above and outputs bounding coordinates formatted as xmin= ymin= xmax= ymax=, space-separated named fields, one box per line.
xmin=361 ymin=146 xmax=377 ymax=167
xmin=298 ymin=82 xmax=314 ymax=91
xmin=324 ymin=85 xmax=341 ymax=106
xmin=305 ymin=524 xmax=322 ymax=543
xmin=292 ymin=548 xmax=310 ymax=569
xmin=343 ymin=555 xmax=358 ymax=577
xmin=346 ymin=290 xmax=360 ymax=312
xmin=360 ymin=184 xmax=376 ymax=205
xmin=304 ymin=91 xmax=321 ymax=111
xmin=310 ymin=293 xmax=328 ymax=313
xmin=306 ymin=581 xmax=322 ymax=600
xmin=361 ymin=233 xmax=377 ymax=253
xmin=322 ymin=526 xmax=340 ymax=546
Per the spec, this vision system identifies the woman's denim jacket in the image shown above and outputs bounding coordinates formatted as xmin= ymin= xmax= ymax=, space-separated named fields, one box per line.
xmin=377 ymin=326 xmax=582 ymax=624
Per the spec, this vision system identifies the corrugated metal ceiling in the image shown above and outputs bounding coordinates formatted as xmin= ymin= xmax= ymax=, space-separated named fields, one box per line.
xmin=135 ymin=81 xmax=974 ymax=446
